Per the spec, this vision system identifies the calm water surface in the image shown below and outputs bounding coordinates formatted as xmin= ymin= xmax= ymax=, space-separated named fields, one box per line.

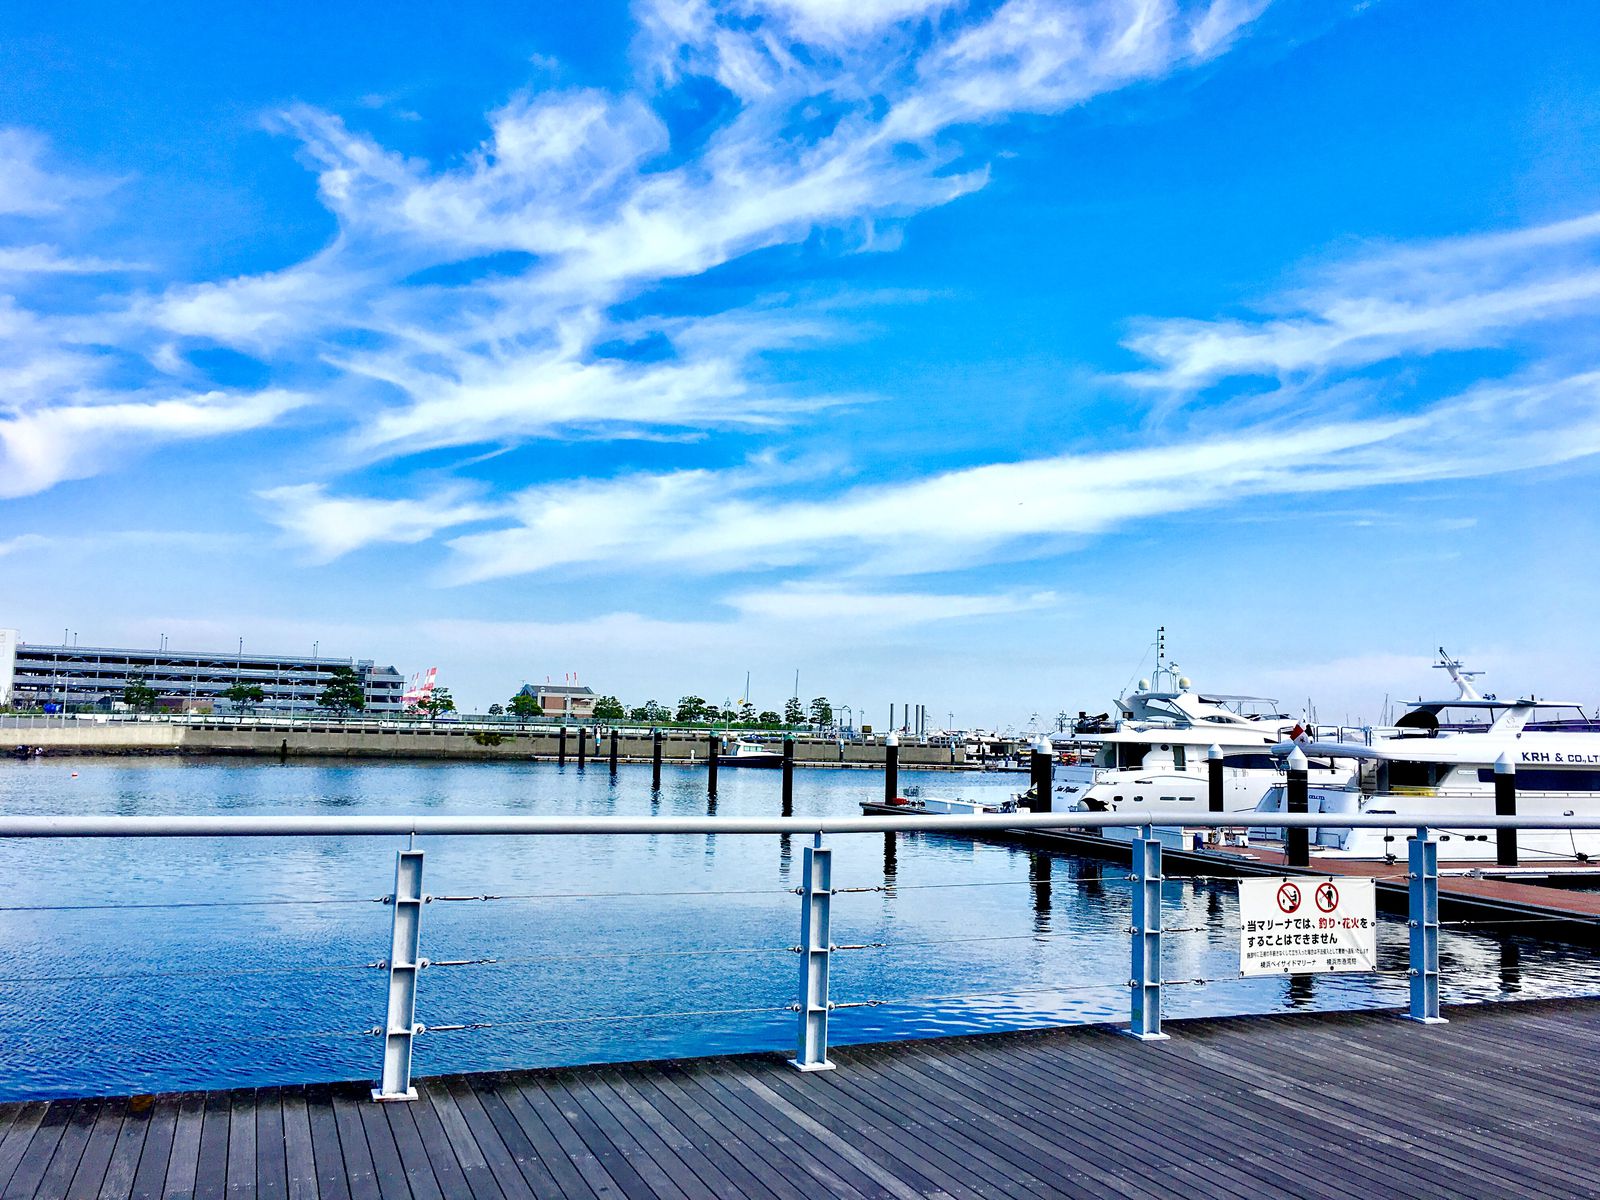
xmin=0 ymin=757 xmax=1592 ymax=1100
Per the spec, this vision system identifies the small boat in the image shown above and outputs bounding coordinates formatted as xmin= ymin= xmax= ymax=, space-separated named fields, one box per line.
xmin=717 ymin=738 xmax=785 ymax=768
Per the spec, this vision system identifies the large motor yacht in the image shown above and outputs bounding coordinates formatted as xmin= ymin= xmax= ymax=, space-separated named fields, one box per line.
xmin=1070 ymin=650 xmax=1350 ymax=815
xmin=1255 ymin=653 xmax=1600 ymax=860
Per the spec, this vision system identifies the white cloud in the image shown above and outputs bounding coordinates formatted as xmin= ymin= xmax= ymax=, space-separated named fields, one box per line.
xmin=0 ymin=2 xmax=1276 ymax=493
xmin=0 ymin=533 xmax=51 ymax=557
xmin=129 ymin=0 xmax=1272 ymax=462
xmin=436 ymin=369 xmax=1600 ymax=582
xmin=0 ymin=130 xmax=82 ymax=216
xmin=1123 ymin=209 xmax=1600 ymax=391
xmin=0 ymin=390 xmax=309 ymax=499
xmin=727 ymin=583 xmax=1060 ymax=624
xmin=0 ymin=245 xmax=145 ymax=275
xmin=256 ymin=482 xmax=502 ymax=562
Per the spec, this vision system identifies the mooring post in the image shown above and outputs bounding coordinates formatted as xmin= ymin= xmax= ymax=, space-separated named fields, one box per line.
xmin=1029 ymin=736 xmax=1054 ymax=813
xmin=1208 ymin=743 xmax=1224 ymax=813
xmin=1494 ymin=753 xmax=1518 ymax=867
xmin=374 ymin=845 xmax=424 ymax=1101
xmin=651 ymin=728 xmax=663 ymax=790
xmin=608 ymin=728 xmax=619 ymax=774
xmin=1128 ymin=824 xmax=1168 ymax=1041
xmin=884 ymin=732 xmax=899 ymax=804
xmin=577 ymin=726 xmax=588 ymax=768
xmin=708 ymin=732 xmax=720 ymax=797
xmin=558 ymin=725 xmax=567 ymax=765
xmin=782 ymin=735 xmax=795 ymax=815
xmin=1407 ymin=826 xmax=1447 ymax=1024
xmin=791 ymin=832 xmax=836 ymax=1071
xmin=1285 ymin=746 xmax=1310 ymax=867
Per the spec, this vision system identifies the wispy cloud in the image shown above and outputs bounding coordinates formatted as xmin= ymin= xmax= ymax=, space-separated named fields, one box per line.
xmin=1122 ymin=210 xmax=1600 ymax=392
xmin=727 ymin=583 xmax=1061 ymax=624
xmin=256 ymin=482 xmax=502 ymax=562
xmin=432 ymin=368 xmax=1600 ymax=582
xmin=128 ymin=0 xmax=1270 ymax=465
xmin=0 ymin=245 xmax=146 ymax=275
xmin=0 ymin=390 xmax=308 ymax=499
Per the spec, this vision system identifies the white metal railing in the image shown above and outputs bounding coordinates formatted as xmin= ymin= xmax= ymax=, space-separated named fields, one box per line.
xmin=1 ymin=811 xmax=1595 ymax=1099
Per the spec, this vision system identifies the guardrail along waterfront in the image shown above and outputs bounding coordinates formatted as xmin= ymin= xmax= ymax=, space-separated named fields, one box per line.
xmin=3 ymin=810 xmax=1595 ymax=1105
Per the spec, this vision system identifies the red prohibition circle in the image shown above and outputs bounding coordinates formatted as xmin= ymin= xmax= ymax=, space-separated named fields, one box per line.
xmin=1276 ymin=882 xmax=1301 ymax=914
xmin=1315 ymin=882 xmax=1340 ymax=913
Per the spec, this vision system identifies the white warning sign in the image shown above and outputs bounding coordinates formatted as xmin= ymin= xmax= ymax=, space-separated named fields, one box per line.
xmin=1239 ymin=877 xmax=1377 ymax=976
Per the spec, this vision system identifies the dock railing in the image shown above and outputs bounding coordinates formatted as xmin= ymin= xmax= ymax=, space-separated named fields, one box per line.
xmin=1 ymin=811 xmax=1596 ymax=1100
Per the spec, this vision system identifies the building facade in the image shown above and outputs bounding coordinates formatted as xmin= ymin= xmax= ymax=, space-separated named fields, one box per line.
xmin=1 ymin=631 xmax=405 ymax=714
xmin=520 ymin=682 xmax=597 ymax=719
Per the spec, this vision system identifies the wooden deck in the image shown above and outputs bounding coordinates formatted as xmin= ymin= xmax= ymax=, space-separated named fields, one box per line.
xmin=5 ymin=999 xmax=1600 ymax=1199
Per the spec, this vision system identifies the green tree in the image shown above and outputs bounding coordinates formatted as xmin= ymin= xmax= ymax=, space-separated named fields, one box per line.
xmin=487 ymin=702 xmax=504 ymax=716
xmin=594 ymin=695 xmax=627 ymax=721
xmin=809 ymin=696 xmax=833 ymax=726
xmin=737 ymin=699 xmax=756 ymax=725
xmin=222 ymin=682 xmax=266 ymax=712
xmin=318 ymin=666 xmax=366 ymax=715
xmin=416 ymin=688 xmax=456 ymax=722
xmin=123 ymin=675 xmax=159 ymax=713
xmin=783 ymin=697 xmax=804 ymax=726
xmin=509 ymin=692 xmax=541 ymax=726
xmin=757 ymin=710 xmax=781 ymax=726
xmin=675 ymin=695 xmax=709 ymax=723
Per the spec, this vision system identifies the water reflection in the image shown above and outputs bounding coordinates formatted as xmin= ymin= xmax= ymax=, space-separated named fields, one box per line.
xmin=1286 ymin=973 xmax=1317 ymax=1008
xmin=1028 ymin=849 xmax=1052 ymax=932
xmin=1501 ymin=940 xmax=1523 ymax=993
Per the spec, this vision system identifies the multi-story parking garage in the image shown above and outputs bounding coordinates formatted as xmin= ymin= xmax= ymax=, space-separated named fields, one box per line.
xmin=0 ymin=629 xmax=405 ymax=713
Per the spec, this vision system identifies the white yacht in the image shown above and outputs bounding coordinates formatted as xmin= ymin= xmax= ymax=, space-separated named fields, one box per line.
xmin=1070 ymin=654 xmax=1350 ymax=815
xmin=1255 ymin=654 xmax=1600 ymax=860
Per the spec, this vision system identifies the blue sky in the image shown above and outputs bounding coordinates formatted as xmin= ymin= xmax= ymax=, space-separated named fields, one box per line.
xmin=3 ymin=0 xmax=1600 ymax=725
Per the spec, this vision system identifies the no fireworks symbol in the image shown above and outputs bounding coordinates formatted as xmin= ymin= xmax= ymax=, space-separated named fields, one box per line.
xmin=1276 ymin=882 xmax=1301 ymax=914
xmin=1316 ymin=882 xmax=1340 ymax=913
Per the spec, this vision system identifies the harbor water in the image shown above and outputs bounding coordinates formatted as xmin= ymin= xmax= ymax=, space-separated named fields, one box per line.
xmin=0 ymin=757 xmax=1594 ymax=1101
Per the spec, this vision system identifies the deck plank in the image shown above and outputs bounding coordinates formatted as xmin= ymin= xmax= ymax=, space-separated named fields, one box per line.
xmin=23 ymin=1099 xmax=97 ymax=1200
xmin=16 ymin=998 xmax=1600 ymax=1200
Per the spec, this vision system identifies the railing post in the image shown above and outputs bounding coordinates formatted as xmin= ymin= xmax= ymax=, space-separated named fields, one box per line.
xmin=1128 ymin=824 xmax=1168 ymax=1041
xmin=374 ymin=845 xmax=425 ymax=1100
xmin=791 ymin=833 xmax=836 ymax=1071
xmin=1407 ymin=826 xmax=1447 ymax=1025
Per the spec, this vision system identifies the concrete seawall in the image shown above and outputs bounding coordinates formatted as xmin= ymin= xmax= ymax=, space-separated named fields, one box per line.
xmin=4 ymin=721 xmax=973 ymax=768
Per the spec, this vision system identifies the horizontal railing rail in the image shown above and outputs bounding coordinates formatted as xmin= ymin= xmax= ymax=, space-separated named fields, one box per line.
xmin=0 ymin=811 xmax=1588 ymax=1101
xmin=1 ymin=812 xmax=1599 ymax=837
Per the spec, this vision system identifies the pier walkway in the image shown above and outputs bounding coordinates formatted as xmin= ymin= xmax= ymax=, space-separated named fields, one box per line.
xmin=4 ymin=998 xmax=1599 ymax=1200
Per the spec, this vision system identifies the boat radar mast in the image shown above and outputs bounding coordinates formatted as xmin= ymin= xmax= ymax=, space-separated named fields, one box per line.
xmin=1433 ymin=647 xmax=1486 ymax=702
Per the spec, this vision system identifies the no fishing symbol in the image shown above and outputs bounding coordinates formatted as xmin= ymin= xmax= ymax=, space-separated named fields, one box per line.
xmin=1316 ymin=882 xmax=1340 ymax=913
xmin=1276 ymin=882 xmax=1301 ymax=914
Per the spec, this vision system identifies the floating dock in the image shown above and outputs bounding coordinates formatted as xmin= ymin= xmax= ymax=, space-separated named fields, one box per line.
xmin=863 ymin=801 xmax=1600 ymax=941
xmin=3 ymin=1000 xmax=1595 ymax=1199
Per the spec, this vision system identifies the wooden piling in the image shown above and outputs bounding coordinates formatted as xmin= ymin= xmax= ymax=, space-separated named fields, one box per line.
xmin=782 ymin=736 xmax=795 ymax=816
xmin=1495 ymin=753 xmax=1518 ymax=867
xmin=1286 ymin=746 xmax=1309 ymax=867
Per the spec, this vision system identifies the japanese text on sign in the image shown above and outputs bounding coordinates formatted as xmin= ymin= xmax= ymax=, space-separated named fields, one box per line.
xmin=1238 ymin=876 xmax=1377 ymax=976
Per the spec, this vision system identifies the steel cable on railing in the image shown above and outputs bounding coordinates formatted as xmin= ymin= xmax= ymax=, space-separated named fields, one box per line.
xmin=0 ymin=959 xmax=384 ymax=984
xmin=827 ymin=981 xmax=1121 ymax=1010
xmin=404 ymin=944 xmax=800 ymax=968
xmin=829 ymin=874 xmax=1134 ymax=894
xmin=420 ymin=884 xmax=797 ymax=904
xmin=0 ymin=896 xmax=383 ymax=913
xmin=416 ymin=1003 xmax=797 ymax=1033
